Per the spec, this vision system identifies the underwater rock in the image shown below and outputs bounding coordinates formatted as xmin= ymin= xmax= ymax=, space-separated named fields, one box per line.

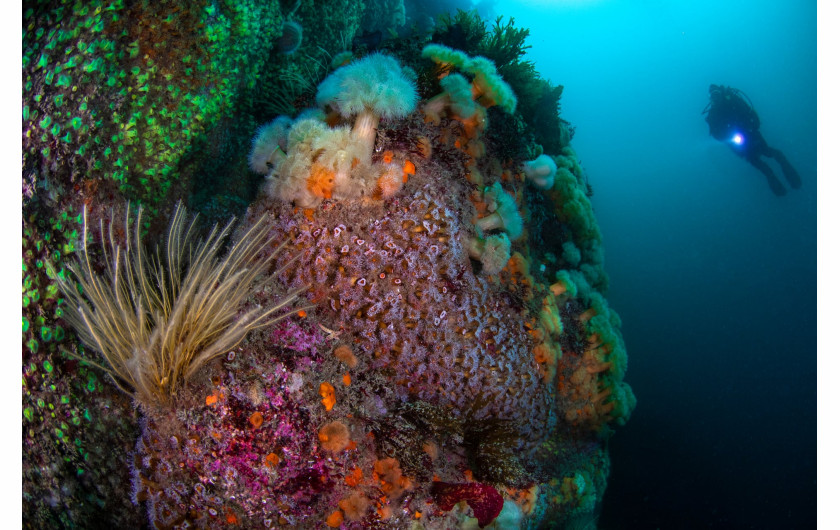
xmin=22 ymin=2 xmax=633 ymax=528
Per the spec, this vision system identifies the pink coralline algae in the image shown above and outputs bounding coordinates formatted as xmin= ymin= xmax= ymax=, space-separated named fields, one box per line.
xmin=271 ymin=319 xmax=325 ymax=354
xmin=128 ymin=327 xmax=341 ymax=528
xmin=431 ymin=481 xmax=505 ymax=527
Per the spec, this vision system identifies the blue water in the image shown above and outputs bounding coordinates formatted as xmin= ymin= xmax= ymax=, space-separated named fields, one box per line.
xmin=490 ymin=1 xmax=817 ymax=527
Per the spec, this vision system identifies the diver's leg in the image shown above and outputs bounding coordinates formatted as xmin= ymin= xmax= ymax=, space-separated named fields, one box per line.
xmin=766 ymin=147 xmax=802 ymax=189
xmin=750 ymin=156 xmax=787 ymax=196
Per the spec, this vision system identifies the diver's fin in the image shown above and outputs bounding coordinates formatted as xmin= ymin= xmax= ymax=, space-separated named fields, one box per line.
xmin=778 ymin=157 xmax=802 ymax=189
xmin=766 ymin=173 xmax=787 ymax=196
xmin=767 ymin=148 xmax=801 ymax=189
xmin=753 ymin=157 xmax=786 ymax=196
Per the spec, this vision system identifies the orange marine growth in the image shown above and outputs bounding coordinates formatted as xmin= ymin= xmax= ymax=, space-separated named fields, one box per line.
xmin=338 ymin=492 xmax=370 ymax=521
xmin=264 ymin=452 xmax=280 ymax=467
xmin=307 ymin=163 xmax=336 ymax=199
xmin=320 ymin=381 xmax=336 ymax=411
xmin=326 ymin=510 xmax=343 ymax=527
xmin=345 ymin=465 xmax=364 ymax=487
xmin=374 ymin=458 xmax=413 ymax=499
xmin=579 ymin=307 xmax=597 ymax=323
xmin=402 ymin=160 xmax=416 ymax=182
xmin=319 ymin=420 xmax=351 ymax=453
xmin=415 ymin=136 xmax=432 ymax=158
xmin=334 ymin=344 xmax=358 ymax=368
xmin=249 ymin=411 xmax=264 ymax=429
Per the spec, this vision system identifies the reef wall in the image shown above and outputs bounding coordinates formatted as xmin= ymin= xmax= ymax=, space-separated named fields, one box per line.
xmin=22 ymin=2 xmax=634 ymax=528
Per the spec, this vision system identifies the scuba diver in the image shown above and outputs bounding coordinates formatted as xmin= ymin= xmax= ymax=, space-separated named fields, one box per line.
xmin=702 ymin=84 xmax=801 ymax=196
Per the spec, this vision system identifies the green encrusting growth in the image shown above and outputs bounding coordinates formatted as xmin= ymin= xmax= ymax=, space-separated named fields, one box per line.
xmin=20 ymin=2 xmax=300 ymax=525
xmin=22 ymin=0 xmax=286 ymax=218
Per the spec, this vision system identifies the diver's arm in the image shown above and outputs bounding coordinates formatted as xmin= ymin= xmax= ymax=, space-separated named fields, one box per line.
xmin=706 ymin=110 xmax=730 ymax=140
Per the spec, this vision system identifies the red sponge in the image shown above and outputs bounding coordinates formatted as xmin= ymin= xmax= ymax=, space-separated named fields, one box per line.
xmin=431 ymin=481 xmax=504 ymax=528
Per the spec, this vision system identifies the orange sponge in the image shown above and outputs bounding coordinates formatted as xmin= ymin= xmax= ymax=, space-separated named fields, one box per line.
xmin=334 ymin=344 xmax=358 ymax=368
xmin=402 ymin=160 xmax=416 ymax=182
xmin=319 ymin=381 xmax=336 ymax=411
xmin=326 ymin=510 xmax=343 ymax=527
xmin=374 ymin=458 xmax=413 ymax=499
xmin=319 ymin=420 xmax=350 ymax=453
xmin=339 ymin=491 xmax=370 ymax=521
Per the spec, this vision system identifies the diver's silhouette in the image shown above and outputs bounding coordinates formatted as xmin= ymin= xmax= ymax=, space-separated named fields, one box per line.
xmin=702 ymin=84 xmax=801 ymax=196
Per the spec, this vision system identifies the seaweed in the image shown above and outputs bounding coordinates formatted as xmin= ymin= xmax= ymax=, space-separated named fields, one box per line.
xmin=481 ymin=15 xmax=531 ymax=68
xmin=431 ymin=9 xmax=487 ymax=53
xmin=526 ymin=81 xmax=567 ymax=154
xmin=429 ymin=10 xmax=569 ymax=156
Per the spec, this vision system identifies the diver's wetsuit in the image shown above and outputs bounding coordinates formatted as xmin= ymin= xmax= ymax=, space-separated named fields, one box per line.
xmin=703 ymin=85 xmax=801 ymax=196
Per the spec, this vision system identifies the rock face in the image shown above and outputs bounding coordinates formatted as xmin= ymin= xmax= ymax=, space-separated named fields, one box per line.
xmin=22 ymin=2 xmax=633 ymax=528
